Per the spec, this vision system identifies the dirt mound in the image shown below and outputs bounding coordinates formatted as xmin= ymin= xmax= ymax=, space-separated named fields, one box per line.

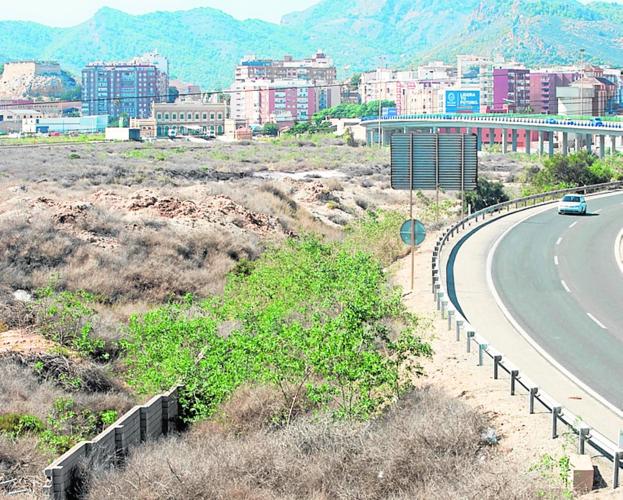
xmin=0 ymin=329 xmax=55 ymax=356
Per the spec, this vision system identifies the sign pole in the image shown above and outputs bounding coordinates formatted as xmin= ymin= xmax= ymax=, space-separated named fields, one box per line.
xmin=435 ymin=133 xmax=440 ymax=223
xmin=461 ymin=134 xmax=465 ymax=217
xmin=409 ymin=133 xmax=415 ymax=291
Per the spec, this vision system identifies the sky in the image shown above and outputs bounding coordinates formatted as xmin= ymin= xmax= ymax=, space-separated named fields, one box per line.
xmin=0 ymin=0 xmax=319 ymax=27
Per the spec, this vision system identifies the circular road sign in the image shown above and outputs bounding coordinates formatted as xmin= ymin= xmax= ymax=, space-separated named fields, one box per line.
xmin=400 ymin=219 xmax=426 ymax=246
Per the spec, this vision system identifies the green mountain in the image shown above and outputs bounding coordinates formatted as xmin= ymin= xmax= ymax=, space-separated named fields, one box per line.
xmin=0 ymin=1 xmax=622 ymax=89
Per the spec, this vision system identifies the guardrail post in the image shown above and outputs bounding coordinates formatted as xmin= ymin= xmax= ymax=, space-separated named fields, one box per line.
xmin=456 ymin=320 xmax=463 ymax=341
xmin=493 ymin=355 xmax=502 ymax=379
xmin=466 ymin=331 xmax=475 ymax=353
xmin=447 ymin=310 xmax=454 ymax=330
xmin=614 ymin=450 xmax=622 ymax=489
xmin=529 ymin=387 xmax=538 ymax=414
xmin=433 ymin=283 xmax=440 ymax=299
xmin=578 ymin=425 xmax=590 ymax=454
xmin=441 ymin=300 xmax=448 ymax=319
xmin=511 ymin=370 xmax=519 ymax=395
xmin=551 ymin=406 xmax=562 ymax=438
xmin=478 ymin=343 xmax=487 ymax=366
xmin=436 ymin=292 xmax=443 ymax=310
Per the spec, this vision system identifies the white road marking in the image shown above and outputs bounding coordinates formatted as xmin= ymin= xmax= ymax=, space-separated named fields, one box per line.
xmin=587 ymin=313 xmax=607 ymax=330
xmin=485 ymin=201 xmax=623 ymax=420
xmin=595 ymin=209 xmax=602 ymax=213
xmin=569 ymin=221 xmax=578 ymax=229
xmin=554 ymin=256 xmax=559 ymax=266
xmin=561 ymin=280 xmax=570 ymax=293
xmin=616 ymin=229 xmax=623 ymax=276
xmin=556 ymin=237 xmax=563 ymax=246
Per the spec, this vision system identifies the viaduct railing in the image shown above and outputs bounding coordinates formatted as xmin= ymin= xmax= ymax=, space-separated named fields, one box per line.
xmin=43 ymin=385 xmax=183 ymax=500
xmin=432 ymin=181 xmax=623 ymax=489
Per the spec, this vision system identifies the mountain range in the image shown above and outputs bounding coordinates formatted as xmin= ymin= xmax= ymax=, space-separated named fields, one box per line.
xmin=1 ymin=0 xmax=623 ymax=90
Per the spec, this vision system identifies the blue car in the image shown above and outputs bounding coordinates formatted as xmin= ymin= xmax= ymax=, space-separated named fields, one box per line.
xmin=558 ymin=194 xmax=587 ymax=215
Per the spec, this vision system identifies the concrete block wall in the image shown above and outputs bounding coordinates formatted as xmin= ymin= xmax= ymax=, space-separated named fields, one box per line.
xmin=43 ymin=385 xmax=183 ymax=500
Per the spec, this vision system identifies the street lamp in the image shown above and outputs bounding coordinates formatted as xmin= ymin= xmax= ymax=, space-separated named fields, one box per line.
xmin=579 ymin=48 xmax=586 ymax=118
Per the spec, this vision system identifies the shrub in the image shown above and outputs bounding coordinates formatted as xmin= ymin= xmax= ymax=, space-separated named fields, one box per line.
xmin=87 ymin=387 xmax=557 ymax=500
xmin=464 ymin=178 xmax=510 ymax=212
xmin=344 ymin=210 xmax=407 ymax=266
xmin=124 ymin=237 xmax=432 ymax=422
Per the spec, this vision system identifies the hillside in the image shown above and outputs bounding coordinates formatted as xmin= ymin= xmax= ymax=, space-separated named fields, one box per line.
xmin=0 ymin=0 xmax=622 ymax=89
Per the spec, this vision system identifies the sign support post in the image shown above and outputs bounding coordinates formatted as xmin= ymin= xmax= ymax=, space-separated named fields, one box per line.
xmin=409 ymin=133 xmax=415 ymax=290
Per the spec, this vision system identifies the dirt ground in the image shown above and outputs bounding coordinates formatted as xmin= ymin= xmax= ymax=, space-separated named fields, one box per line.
xmin=391 ymin=231 xmax=621 ymax=498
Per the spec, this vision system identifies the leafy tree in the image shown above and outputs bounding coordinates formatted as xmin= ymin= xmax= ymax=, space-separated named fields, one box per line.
xmin=262 ymin=123 xmax=279 ymax=137
xmin=528 ymin=151 xmax=610 ymax=191
xmin=464 ymin=178 xmax=510 ymax=212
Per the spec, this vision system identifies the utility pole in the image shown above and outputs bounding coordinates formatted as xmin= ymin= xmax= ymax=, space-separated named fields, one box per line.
xmin=378 ymin=56 xmax=386 ymax=147
xmin=580 ymin=48 xmax=586 ymax=118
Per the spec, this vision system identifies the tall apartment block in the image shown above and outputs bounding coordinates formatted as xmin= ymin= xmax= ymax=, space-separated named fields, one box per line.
xmin=493 ymin=67 xmax=531 ymax=112
xmin=230 ymin=51 xmax=339 ymax=126
xmin=235 ymin=51 xmax=336 ymax=84
xmin=81 ymin=63 xmax=162 ymax=119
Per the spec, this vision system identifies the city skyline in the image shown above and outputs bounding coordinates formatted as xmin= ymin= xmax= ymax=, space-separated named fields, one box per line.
xmin=0 ymin=0 xmax=319 ymax=27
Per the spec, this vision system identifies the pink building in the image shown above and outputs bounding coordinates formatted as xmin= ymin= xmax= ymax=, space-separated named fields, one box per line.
xmin=530 ymin=72 xmax=580 ymax=114
xmin=260 ymin=85 xmax=317 ymax=125
xmin=493 ymin=68 xmax=530 ymax=112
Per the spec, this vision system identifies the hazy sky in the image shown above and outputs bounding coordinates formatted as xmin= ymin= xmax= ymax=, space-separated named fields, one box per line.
xmin=0 ymin=0 xmax=319 ymax=27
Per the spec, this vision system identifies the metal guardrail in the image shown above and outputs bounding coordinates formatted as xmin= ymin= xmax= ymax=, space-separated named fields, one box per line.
xmin=361 ymin=113 xmax=623 ymax=131
xmin=432 ymin=181 xmax=623 ymax=489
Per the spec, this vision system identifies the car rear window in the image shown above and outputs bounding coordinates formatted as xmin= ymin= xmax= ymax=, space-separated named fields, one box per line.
xmin=562 ymin=195 xmax=581 ymax=202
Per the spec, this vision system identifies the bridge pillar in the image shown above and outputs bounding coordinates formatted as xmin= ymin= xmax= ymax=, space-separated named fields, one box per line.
xmin=476 ymin=128 xmax=482 ymax=151
xmin=586 ymin=134 xmax=593 ymax=154
xmin=511 ymin=129 xmax=518 ymax=152
xmin=489 ymin=128 xmax=495 ymax=147
xmin=562 ymin=132 xmax=568 ymax=156
xmin=599 ymin=135 xmax=606 ymax=159
xmin=382 ymin=129 xmax=392 ymax=147
xmin=548 ymin=132 xmax=555 ymax=157
xmin=502 ymin=130 xmax=508 ymax=154
xmin=525 ymin=131 xmax=531 ymax=154
xmin=538 ymin=131 xmax=544 ymax=156
xmin=611 ymin=136 xmax=617 ymax=155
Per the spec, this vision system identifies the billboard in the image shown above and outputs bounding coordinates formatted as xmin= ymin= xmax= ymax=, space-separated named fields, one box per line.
xmin=390 ymin=133 xmax=478 ymax=192
xmin=445 ymin=90 xmax=481 ymax=114
xmin=382 ymin=107 xmax=398 ymax=119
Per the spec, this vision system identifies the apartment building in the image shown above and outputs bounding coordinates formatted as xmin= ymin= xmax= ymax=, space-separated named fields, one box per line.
xmin=493 ymin=67 xmax=531 ymax=111
xmin=81 ymin=63 xmax=162 ymax=119
xmin=153 ymin=101 xmax=227 ymax=137
xmin=230 ymin=52 xmax=339 ymax=126
xmin=129 ymin=50 xmax=170 ymax=100
xmin=457 ymin=55 xmax=494 ymax=107
xmin=235 ymin=51 xmax=336 ymax=83
xmin=529 ymin=71 xmax=580 ymax=114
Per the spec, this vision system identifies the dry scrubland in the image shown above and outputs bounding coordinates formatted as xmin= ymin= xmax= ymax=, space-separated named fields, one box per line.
xmin=0 ymin=137 xmax=555 ymax=498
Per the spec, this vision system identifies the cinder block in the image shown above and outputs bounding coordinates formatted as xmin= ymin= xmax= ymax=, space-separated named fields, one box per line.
xmin=569 ymin=453 xmax=593 ymax=495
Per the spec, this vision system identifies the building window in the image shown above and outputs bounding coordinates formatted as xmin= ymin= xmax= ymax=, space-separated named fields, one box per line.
xmin=195 ymin=113 xmax=200 ymax=120
xmin=202 ymin=113 xmax=207 ymax=120
xmin=217 ymin=125 xmax=223 ymax=135
xmin=157 ymin=113 xmax=162 ymax=120
xmin=172 ymin=113 xmax=177 ymax=120
xmin=210 ymin=113 xmax=215 ymax=120
xmin=217 ymin=113 xmax=223 ymax=120
xmin=164 ymin=113 xmax=169 ymax=120
xmin=179 ymin=113 xmax=185 ymax=120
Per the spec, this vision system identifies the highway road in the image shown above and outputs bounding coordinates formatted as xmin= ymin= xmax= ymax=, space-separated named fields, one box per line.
xmin=492 ymin=192 xmax=623 ymax=411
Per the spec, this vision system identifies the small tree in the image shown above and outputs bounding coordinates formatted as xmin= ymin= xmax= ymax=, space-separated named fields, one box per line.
xmin=464 ymin=178 xmax=509 ymax=212
xmin=262 ymin=123 xmax=279 ymax=137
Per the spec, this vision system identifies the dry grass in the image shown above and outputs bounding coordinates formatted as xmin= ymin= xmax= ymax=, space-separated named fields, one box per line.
xmin=87 ymin=386 xmax=556 ymax=500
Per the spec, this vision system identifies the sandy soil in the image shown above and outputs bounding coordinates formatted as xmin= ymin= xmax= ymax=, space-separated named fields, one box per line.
xmin=0 ymin=329 xmax=55 ymax=355
xmin=391 ymin=232 xmax=621 ymax=498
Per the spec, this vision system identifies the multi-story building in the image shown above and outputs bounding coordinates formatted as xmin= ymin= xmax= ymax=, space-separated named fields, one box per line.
xmin=359 ymin=69 xmax=415 ymax=104
xmin=235 ymin=51 xmax=336 ymax=84
xmin=153 ymin=101 xmax=227 ymax=137
xmin=557 ymin=67 xmax=617 ymax=116
xmin=129 ymin=50 xmax=170 ymax=101
xmin=230 ymin=52 xmax=339 ymax=127
xmin=493 ymin=67 xmax=531 ymax=112
xmin=81 ymin=63 xmax=162 ymax=119
xmin=529 ymin=71 xmax=580 ymax=114
xmin=457 ymin=55 xmax=494 ymax=107
xmin=417 ymin=61 xmax=456 ymax=81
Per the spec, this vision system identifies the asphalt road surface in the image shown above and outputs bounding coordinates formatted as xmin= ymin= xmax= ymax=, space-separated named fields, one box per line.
xmin=492 ymin=192 xmax=623 ymax=411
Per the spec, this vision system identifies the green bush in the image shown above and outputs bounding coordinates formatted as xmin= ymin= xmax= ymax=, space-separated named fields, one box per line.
xmin=34 ymin=286 xmax=106 ymax=359
xmin=124 ymin=237 xmax=432 ymax=422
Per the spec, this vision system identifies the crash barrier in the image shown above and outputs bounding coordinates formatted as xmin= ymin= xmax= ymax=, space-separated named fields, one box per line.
xmin=432 ymin=181 xmax=623 ymax=489
xmin=43 ymin=385 xmax=183 ymax=499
